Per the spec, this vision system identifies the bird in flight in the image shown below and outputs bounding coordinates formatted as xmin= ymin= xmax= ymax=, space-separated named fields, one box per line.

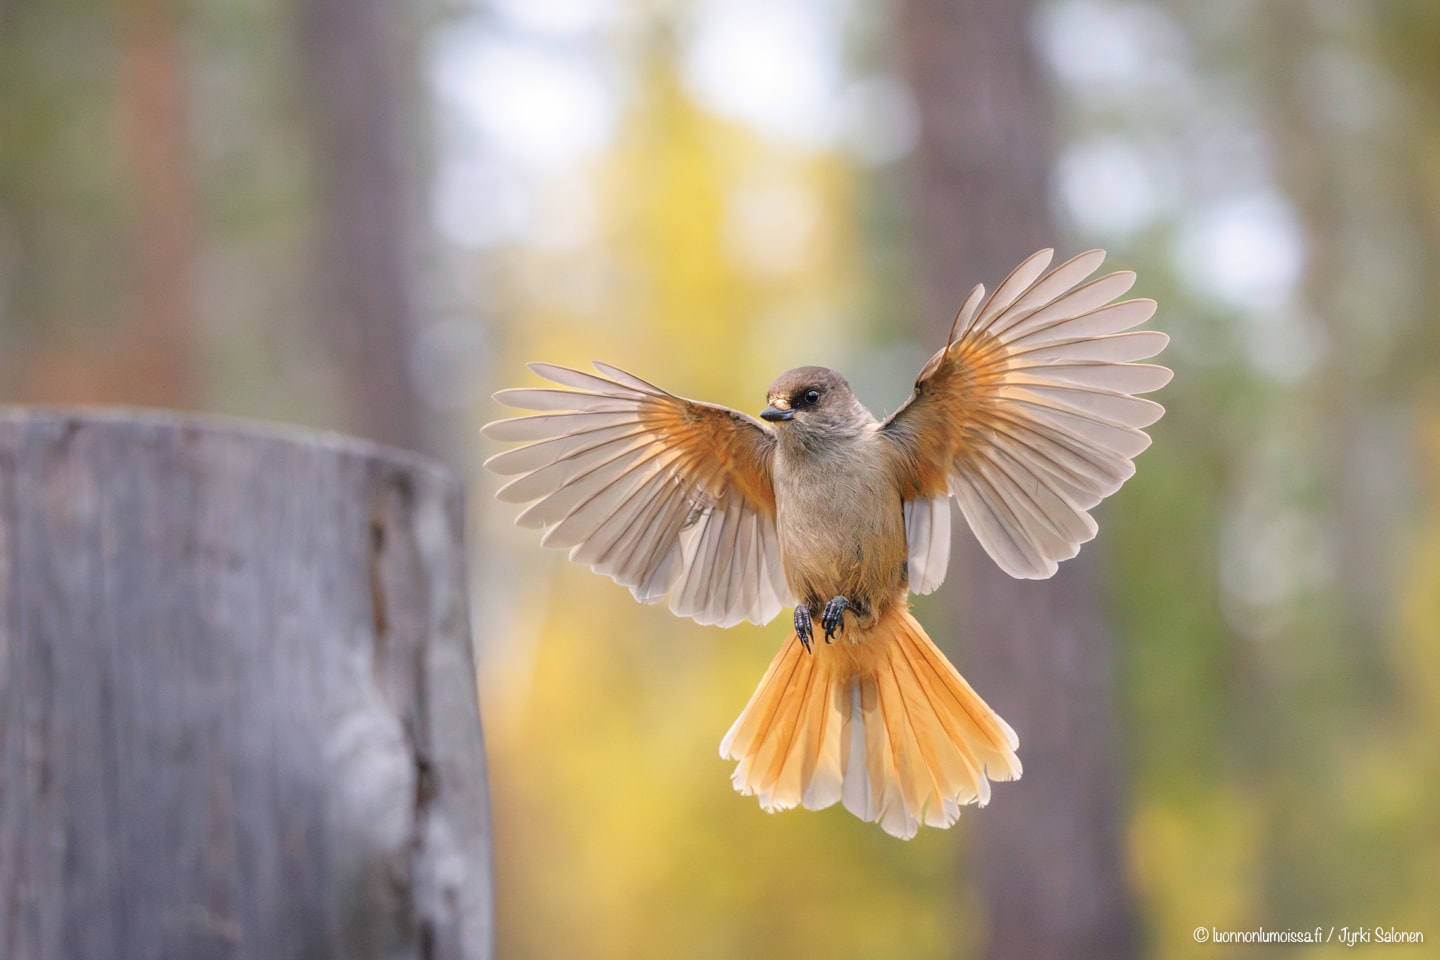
xmin=482 ymin=248 xmax=1170 ymax=838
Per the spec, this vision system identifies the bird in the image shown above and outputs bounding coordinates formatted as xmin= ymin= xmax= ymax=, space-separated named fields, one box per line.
xmin=481 ymin=248 xmax=1171 ymax=839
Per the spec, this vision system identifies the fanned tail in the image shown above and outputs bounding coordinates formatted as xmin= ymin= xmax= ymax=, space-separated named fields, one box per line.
xmin=719 ymin=604 xmax=1020 ymax=839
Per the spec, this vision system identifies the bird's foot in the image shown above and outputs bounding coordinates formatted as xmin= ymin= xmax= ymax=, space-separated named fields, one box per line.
xmin=821 ymin=596 xmax=850 ymax=641
xmin=794 ymin=605 xmax=814 ymax=654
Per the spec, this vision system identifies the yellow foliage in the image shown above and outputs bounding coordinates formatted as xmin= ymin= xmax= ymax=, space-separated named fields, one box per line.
xmin=1130 ymin=790 xmax=1264 ymax=960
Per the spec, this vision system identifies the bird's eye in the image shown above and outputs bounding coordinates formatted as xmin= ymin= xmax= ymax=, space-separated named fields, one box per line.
xmin=803 ymin=389 xmax=821 ymax=405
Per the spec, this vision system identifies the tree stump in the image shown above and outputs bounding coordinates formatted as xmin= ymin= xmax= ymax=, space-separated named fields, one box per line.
xmin=0 ymin=409 xmax=492 ymax=960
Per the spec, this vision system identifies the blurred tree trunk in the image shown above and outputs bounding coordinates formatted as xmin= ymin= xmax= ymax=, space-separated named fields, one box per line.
xmin=296 ymin=0 xmax=432 ymax=455
xmin=9 ymin=0 xmax=197 ymax=407
xmin=896 ymin=2 xmax=1140 ymax=958
xmin=116 ymin=0 xmax=197 ymax=405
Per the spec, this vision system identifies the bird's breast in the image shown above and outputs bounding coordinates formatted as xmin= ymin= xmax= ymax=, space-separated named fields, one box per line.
xmin=772 ymin=439 xmax=908 ymax=611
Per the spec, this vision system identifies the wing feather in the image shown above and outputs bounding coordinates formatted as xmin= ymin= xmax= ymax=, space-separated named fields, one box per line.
xmin=1020 ymin=361 xmax=1171 ymax=395
xmin=903 ymin=496 xmax=952 ymax=596
xmin=570 ymin=470 xmax=676 ymax=570
xmin=972 ymin=248 xmax=1054 ymax=328
xmin=1000 ymin=248 xmax=1108 ymax=322
xmin=484 ymin=363 xmax=792 ymax=626
xmin=496 ymin=428 xmax=654 ymax=505
xmin=991 ymin=271 xmax=1138 ymax=338
xmin=883 ymin=249 xmax=1171 ymax=580
xmin=488 ymin=422 xmax=648 ymax=481
xmin=588 ymin=481 xmax=688 ymax=583
xmin=484 ymin=410 xmax=639 ymax=442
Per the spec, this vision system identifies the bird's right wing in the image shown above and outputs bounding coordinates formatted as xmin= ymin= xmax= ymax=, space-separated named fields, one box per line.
xmin=483 ymin=362 xmax=793 ymax=628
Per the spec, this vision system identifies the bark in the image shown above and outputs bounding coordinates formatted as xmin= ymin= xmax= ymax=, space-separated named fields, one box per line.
xmin=0 ymin=410 xmax=492 ymax=960
xmin=896 ymin=1 xmax=1139 ymax=957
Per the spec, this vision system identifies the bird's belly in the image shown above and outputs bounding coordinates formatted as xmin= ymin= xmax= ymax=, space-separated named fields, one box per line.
xmin=774 ymin=471 xmax=907 ymax=615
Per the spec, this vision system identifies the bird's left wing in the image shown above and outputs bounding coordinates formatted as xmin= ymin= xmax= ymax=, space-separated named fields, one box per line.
xmin=483 ymin=362 xmax=793 ymax=627
xmin=881 ymin=249 xmax=1172 ymax=582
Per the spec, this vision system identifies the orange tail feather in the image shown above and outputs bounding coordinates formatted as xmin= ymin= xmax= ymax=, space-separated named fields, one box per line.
xmin=719 ymin=604 xmax=1021 ymax=839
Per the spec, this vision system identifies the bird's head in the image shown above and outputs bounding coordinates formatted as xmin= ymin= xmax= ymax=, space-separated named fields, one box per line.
xmin=760 ymin=366 xmax=869 ymax=443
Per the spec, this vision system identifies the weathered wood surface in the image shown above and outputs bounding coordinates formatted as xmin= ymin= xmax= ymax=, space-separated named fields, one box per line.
xmin=0 ymin=409 xmax=492 ymax=960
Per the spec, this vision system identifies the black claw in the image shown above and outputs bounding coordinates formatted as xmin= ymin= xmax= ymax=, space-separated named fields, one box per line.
xmin=793 ymin=604 xmax=814 ymax=654
xmin=821 ymin=596 xmax=850 ymax=641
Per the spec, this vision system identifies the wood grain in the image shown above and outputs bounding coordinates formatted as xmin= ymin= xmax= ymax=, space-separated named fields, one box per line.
xmin=0 ymin=409 xmax=492 ymax=960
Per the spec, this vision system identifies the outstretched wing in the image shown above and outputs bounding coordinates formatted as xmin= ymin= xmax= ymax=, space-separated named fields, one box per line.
xmin=882 ymin=248 xmax=1172 ymax=582
xmin=483 ymin=362 xmax=793 ymax=627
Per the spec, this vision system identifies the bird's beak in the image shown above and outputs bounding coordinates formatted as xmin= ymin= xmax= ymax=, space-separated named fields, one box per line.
xmin=760 ymin=405 xmax=794 ymax=422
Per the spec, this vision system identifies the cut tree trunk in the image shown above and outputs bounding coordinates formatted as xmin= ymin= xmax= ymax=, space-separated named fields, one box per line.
xmin=0 ymin=409 xmax=492 ymax=960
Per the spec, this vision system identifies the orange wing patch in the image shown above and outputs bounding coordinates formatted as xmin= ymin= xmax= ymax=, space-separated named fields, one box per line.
xmin=636 ymin=399 xmax=777 ymax=516
xmin=882 ymin=249 xmax=1171 ymax=580
xmin=897 ymin=330 xmax=1011 ymax=500
xmin=484 ymin=362 xmax=792 ymax=627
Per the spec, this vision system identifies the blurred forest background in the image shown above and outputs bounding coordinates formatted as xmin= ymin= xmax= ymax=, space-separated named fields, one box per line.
xmin=3 ymin=0 xmax=1439 ymax=957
